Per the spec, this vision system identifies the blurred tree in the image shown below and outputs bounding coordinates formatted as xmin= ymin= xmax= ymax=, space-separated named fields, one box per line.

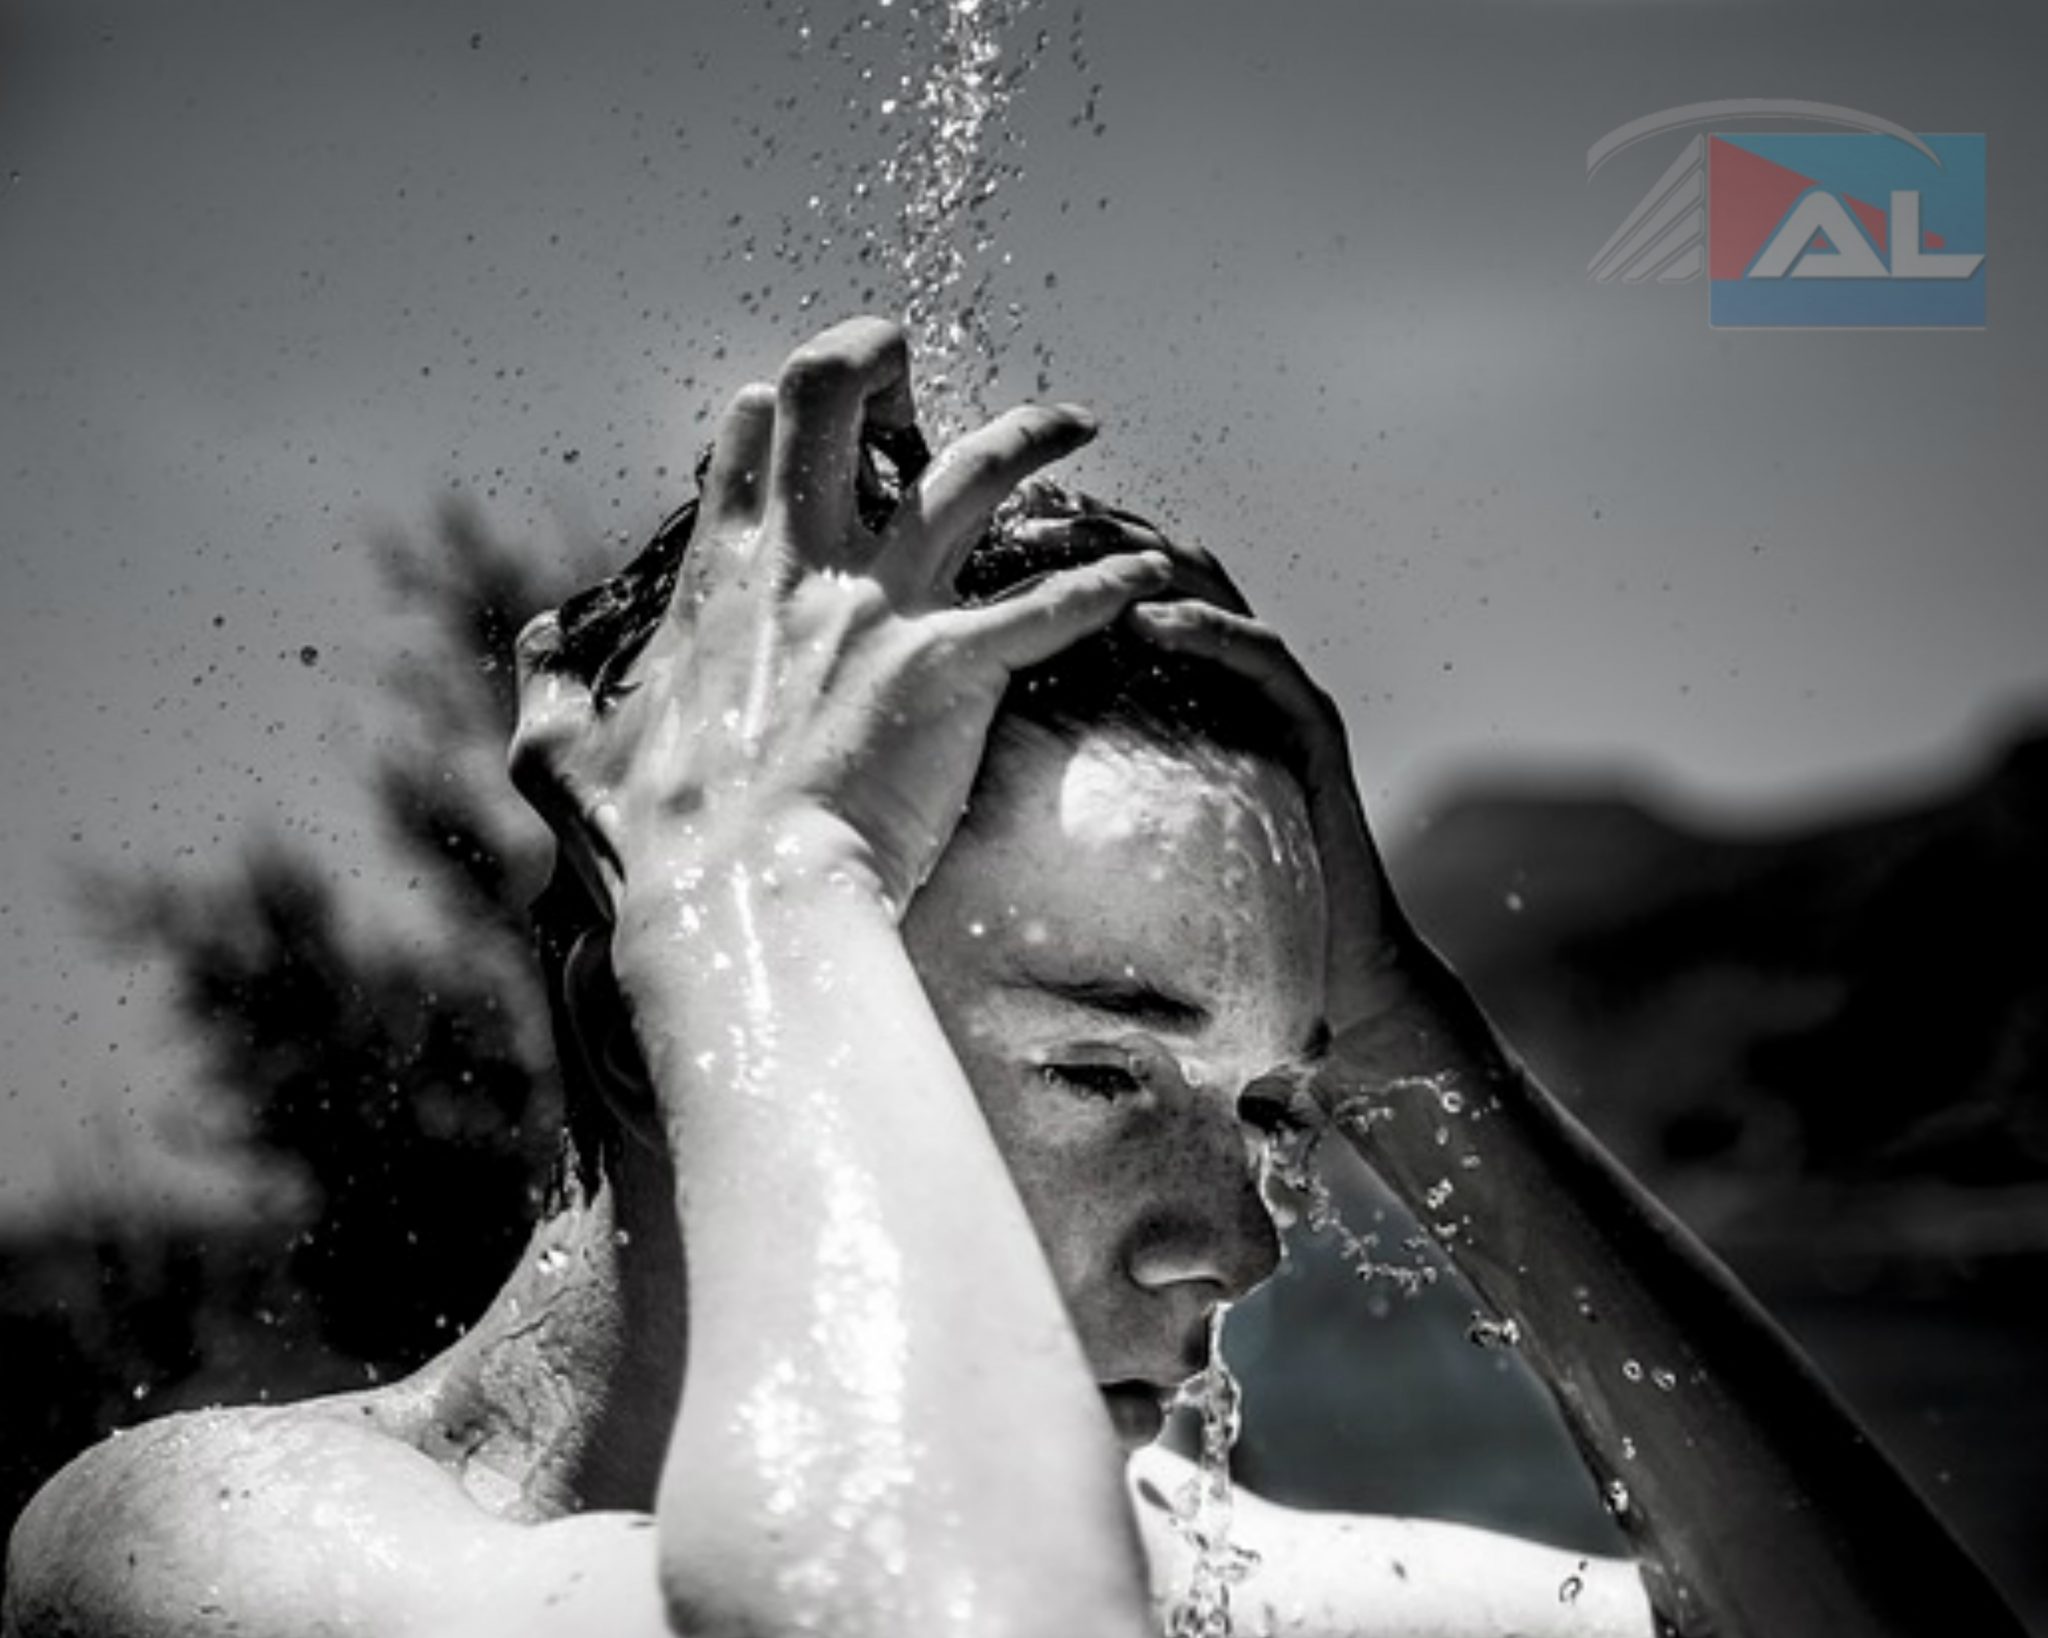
xmin=0 ymin=501 xmax=609 ymax=1587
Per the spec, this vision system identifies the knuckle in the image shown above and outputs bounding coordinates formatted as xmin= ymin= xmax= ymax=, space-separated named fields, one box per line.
xmin=778 ymin=344 xmax=857 ymax=407
xmin=950 ymin=438 xmax=1014 ymax=493
xmin=514 ymin=610 xmax=561 ymax=665
xmin=867 ymin=318 xmax=909 ymax=371
xmin=836 ymin=574 xmax=895 ymax=630
xmin=722 ymin=380 xmax=777 ymax=427
xmin=1004 ymin=405 xmax=1070 ymax=458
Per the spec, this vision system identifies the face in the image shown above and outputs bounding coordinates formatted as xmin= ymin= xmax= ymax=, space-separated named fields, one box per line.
xmin=904 ymin=721 xmax=1328 ymax=1450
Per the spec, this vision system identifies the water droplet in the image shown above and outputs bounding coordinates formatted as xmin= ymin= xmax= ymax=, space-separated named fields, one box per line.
xmin=1604 ymin=1478 xmax=1631 ymax=1516
xmin=1558 ymin=1572 xmax=1584 ymax=1604
xmin=1651 ymin=1367 xmax=1677 ymax=1392
xmin=1622 ymin=1359 xmax=1644 ymax=1383
xmin=298 ymin=645 xmax=320 ymax=666
xmin=1464 ymin=1312 xmax=1521 ymax=1351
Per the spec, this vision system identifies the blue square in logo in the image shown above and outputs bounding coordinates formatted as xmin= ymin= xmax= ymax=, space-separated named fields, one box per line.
xmin=1707 ymin=133 xmax=1985 ymax=329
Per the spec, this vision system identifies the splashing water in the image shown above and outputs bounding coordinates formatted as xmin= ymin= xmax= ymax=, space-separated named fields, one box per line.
xmin=772 ymin=0 xmax=1083 ymax=443
xmin=1261 ymin=1083 xmax=1450 ymax=1299
xmin=1164 ymin=1305 xmax=1262 ymax=1638
xmin=1150 ymin=1088 xmax=1474 ymax=1638
xmin=885 ymin=0 xmax=1023 ymax=437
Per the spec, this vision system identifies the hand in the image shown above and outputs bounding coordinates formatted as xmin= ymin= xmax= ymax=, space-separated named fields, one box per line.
xmin=508 ymin=316 xmax=1173 ymax=916
xmin=1111 ymin=569 xmax=1416 ymax=1040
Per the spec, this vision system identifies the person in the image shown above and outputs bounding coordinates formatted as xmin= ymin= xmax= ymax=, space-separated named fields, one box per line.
xmin=3 ymin=317 xmax=2024 ymax=1638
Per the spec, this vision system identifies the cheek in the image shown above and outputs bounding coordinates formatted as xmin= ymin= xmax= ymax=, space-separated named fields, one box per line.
xmin=954 ymin=1055 xmax=1165 ymax=1277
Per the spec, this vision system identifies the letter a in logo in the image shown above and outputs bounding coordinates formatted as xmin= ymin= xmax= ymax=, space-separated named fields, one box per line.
xmin=1748 ymin=194 xmax=1888 ymax=278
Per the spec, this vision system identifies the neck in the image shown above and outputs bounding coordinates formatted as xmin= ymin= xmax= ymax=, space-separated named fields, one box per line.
xmin=393 ymin=1126 xmax=687 ymax=1520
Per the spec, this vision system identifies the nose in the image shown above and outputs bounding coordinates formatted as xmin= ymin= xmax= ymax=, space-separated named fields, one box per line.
xmin=1124 ymin=1108 xmax=1284 ymax=1302
xmin=1125 ymin=1182 xmax=1282 ymax=1302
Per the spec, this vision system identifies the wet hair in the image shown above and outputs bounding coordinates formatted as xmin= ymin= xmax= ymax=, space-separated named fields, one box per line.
xmin=530 ymin=460 xmax=1298 ymax=1190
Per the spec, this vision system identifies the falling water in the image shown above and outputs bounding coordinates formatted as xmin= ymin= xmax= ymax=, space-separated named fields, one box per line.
xmin=1163 ymin=1305 xmax=1262 ymax=1638
xmin=772 ymin=0 xmax=1083 ymax=443
xmin=884 ymin=0 xmax=1023 ymax=438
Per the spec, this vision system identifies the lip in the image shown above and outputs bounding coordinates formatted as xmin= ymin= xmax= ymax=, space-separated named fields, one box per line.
xmin=1100 ymin=1381 xmax=1168 ymax=1448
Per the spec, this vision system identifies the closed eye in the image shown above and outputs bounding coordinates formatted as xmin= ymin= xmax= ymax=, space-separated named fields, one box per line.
xmin=1038 ymin=1061 xmax=1146 ymax=1100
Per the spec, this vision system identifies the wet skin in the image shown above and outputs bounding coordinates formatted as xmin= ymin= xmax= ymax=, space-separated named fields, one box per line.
xmin=905 ymin=720 xmax=1327 ymax=1449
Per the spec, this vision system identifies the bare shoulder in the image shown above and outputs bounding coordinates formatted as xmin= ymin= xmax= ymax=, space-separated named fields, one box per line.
xmin=3 ymin=1403 xmax=665 ymax=1638
xmin=1126 ymin=1447 xmax=1653 ymax=1638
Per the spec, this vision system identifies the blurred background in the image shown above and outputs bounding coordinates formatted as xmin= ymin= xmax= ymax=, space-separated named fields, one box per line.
xmin=2 ymin=0 xmax=2043 ymax=1628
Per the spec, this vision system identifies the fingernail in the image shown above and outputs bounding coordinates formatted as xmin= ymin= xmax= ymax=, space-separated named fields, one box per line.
xmin=1054 ymin=402 xmax=1100 ymax=436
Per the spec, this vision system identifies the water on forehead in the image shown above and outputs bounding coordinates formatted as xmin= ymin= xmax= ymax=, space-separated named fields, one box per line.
xmin=1055 ymin=732 xmax=1315 ymax=877
xmin=978 ymin=729 xmax=1326 ymax=1010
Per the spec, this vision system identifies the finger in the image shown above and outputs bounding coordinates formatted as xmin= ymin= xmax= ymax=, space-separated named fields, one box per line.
xmin=1122 ymin=600 xmax=1331 ymax=722
xmin=1125 ymin=601 xmax=1403 ymax=980
xmin=999 ymin=515 xmax=1252 ymax=614
xmin=1002 ymin=515 xmax=1169 ymax=554
xmin=881 ymin=403 xmax=1100 ymax=595
xmin=698 ymin=381 xmax=777 ymax=533
xmin=765 ymin=316 xmax=915 ymax=555
xmin=953 ymin=548 xmax=1172 ymax=671
xmin=507 ymin=611 xmax=597 ymax=814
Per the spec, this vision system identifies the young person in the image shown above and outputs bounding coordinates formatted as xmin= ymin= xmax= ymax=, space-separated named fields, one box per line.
xmin=5 ymin=317 xmax=2022 ymax=1638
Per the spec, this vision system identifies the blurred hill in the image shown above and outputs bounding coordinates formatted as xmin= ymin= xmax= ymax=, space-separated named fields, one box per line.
xmin=1394 ymin=725 xmax=2048 ymax=1291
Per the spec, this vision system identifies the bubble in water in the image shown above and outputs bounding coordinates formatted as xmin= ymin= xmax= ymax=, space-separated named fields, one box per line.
xmin=1559 ymin=1568 xmax=1586 ymax=1604
xmin=1604 ymin=1478 xmax=1631 ymax=1516
xmin=1622 ymin=1359 xmax=1644 ymax=1383
xmin=1651 ymin=1367 xmax=1677 ymax=1392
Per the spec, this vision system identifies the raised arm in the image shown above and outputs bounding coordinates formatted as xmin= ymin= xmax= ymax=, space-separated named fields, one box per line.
xmin=1123 ymin=589 xmax=2027 ymax=1638
xmin=508 ymin=318 xmax=1173 ymax=1638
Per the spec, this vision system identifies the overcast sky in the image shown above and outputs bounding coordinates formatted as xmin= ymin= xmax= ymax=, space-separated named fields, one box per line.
xmin=3 ymin=0 xmax=2043 ymax=1217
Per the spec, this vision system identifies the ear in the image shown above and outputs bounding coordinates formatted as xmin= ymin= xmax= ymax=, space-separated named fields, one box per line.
xmin=560 ymin=928 xmax=665 ymax=1157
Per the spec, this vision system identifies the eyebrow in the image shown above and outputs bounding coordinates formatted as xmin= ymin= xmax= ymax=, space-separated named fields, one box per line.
xmin=1003 ymin=967 xmax=1332 ymax=1061
xmin=1004 ymin=971 xmax=1213 ymax=1035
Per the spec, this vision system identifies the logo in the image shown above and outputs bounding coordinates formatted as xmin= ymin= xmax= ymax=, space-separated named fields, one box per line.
xmin=1588 ymin=100 xmax=1985 ymax=329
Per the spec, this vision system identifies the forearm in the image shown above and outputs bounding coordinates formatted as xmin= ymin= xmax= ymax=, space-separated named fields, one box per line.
xmin=613 ymin=821 xmax=1150 ymax=1638
xmin=1322 ymin=943 xmax=2023 ymax=1637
